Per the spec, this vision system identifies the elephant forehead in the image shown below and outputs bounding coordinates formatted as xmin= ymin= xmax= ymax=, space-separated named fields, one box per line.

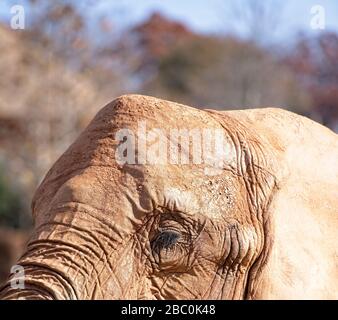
xmin=161 ymin=187 xmax=199 ymax=215
xmin=49 ymin=170 xmax=126 ymax=211
xmin=139 ymin=164 xmax=239 ymax=220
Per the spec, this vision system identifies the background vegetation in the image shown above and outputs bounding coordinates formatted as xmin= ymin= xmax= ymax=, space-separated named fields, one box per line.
xmin=0 ymin=0 xmax=337 ymax=282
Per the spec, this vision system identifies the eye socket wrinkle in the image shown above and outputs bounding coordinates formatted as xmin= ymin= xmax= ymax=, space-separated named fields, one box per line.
xmin=153 ymin=230 xmax=181 ymax=250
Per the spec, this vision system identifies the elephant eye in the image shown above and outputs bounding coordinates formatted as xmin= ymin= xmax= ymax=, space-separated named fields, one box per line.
xmin=151 ymin=229 xmax=190 ymax=271
xmin=152 ymin=230 xmax=181 ymax=252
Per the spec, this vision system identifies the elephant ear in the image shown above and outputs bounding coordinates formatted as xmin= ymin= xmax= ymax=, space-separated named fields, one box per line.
xmin=218 ymin=107 xmax=338 ymax=299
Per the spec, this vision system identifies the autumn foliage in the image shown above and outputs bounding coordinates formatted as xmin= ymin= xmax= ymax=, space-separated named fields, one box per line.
xmin=0 ymin=4 xmax=337 ymax=232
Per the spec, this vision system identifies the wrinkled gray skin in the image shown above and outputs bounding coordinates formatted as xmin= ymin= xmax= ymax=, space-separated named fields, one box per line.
xmin=1 ymin=95 xmax=337 ymax=300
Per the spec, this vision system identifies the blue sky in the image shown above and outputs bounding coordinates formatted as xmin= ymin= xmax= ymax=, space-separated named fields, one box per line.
xmin=107 ymin=0 xmax=338 ymax=32
xmin=1 ymin=0 xmax=338 ymax=41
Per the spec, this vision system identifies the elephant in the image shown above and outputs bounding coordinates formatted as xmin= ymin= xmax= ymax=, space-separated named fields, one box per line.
xmin=0 ymin=94 xmax=337 ymax=300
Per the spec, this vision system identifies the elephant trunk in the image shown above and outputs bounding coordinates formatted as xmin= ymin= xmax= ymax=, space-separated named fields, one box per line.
xmin=0 ymin=241 xmax=81 ymax=300
xmin=0 ymin=218 xmax=109 ymax=300
xmin=0 ymin=266 xmax=69 ymax=300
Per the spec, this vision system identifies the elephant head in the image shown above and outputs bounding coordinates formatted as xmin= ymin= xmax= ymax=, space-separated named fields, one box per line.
xmin=1 ymin=95 xmax=337 ymax=299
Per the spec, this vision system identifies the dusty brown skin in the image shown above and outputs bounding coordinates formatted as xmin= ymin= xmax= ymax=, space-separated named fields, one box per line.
xmin=0 ymin=95 xmax=337 ymax=299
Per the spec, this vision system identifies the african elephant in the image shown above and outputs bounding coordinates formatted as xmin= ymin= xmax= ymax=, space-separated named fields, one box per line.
xmin=0 ymin=94 xmax=337 ymax=299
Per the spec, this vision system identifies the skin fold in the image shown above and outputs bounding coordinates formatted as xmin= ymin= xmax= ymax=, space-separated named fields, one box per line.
xmin=0 ymin=94 xmax=337 ymax=300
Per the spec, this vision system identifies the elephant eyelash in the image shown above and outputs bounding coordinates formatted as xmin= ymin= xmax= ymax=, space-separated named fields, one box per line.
xmin=152 ymin=230 xmax=181 ymax=250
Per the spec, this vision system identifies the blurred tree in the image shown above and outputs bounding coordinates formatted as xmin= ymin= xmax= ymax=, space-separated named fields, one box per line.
xmin=0 ymin=227 xmax=29 ymax=286
xmin=0 ymin=0 xmax=128 ymax=227
xmin=118 ymin=12 xmax=311 ymax=113
xmin=0 ymin=23 xmax=101 ymax=197
xmin=25 ymin=0 xmax=93 ymax=69
xmin=144 ymin=36 xmax=311 ymax=113
xmin=217 ymin=0 xmax=285 ymax=45
xmin=284 ymin=32 xmax=338 ymax=131
xmin=104 ymin=12 xmax=197 ymax=90
xmin=0 ymin=166 xmax=25 ymax=229
xmin=132 ymin=12 xmax=195 ymax=65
